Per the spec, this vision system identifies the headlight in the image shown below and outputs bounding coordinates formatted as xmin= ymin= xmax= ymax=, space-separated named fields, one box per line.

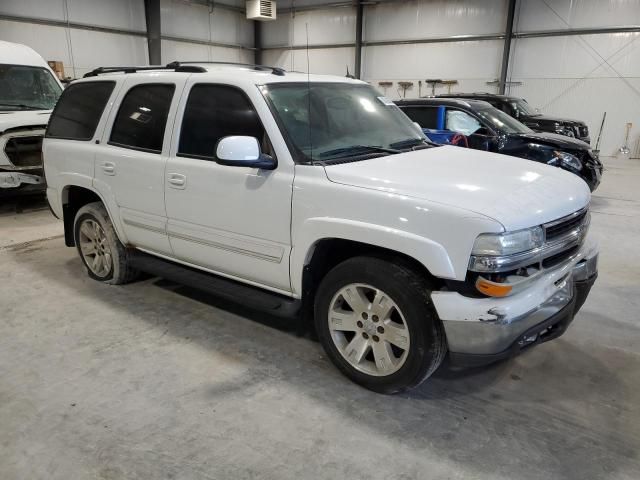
xmin=548 ymin=151 xmax=582 ymax=171
xmin=471 ymin=226 xmax=544 ymax=256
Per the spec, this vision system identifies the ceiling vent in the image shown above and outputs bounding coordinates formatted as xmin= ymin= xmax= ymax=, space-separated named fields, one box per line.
xmin=246 ymin=0 xmax=276 ymax=21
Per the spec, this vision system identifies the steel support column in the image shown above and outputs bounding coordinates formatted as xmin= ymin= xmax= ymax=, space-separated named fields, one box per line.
xmin=354 ymin=0 xmax=364 ymax=79
xmin=499 ymin=0 xmax=517 ymax=94
xmin=254 ymin=21 xmax=263 ymax=65
xmin=144 ymin=0 xmax=162 ymax=65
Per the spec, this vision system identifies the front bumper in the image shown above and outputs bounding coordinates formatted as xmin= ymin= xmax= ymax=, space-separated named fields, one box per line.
xmin=0 ymin=170 xmax=44 ymax=189
xmin=432 ymin=241 xmax=598 ymax=367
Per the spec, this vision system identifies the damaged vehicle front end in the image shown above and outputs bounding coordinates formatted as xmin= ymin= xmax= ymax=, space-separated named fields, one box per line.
xmin=433 ymin=206 xmax=598 ymax=367
xmin=0 ymin=47 xmax=64 ymax=196
xmin=0 ymin=124 xmax=47 ymax=195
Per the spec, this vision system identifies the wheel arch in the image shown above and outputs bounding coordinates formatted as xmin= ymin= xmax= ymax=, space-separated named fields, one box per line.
xmin=296 ymin=232 xmax=453 ymax=330
xmin=61 ymin=185 xmax=125 ymax=247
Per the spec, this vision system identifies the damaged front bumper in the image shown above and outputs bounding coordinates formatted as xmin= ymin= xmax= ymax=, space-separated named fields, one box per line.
xmin=0 ymin=171 xmax=44 ymax=188
xmin=432 ymin=239 xmax=598 ymax=367
xmin=0 ymin=169 xmax=45 ymax=196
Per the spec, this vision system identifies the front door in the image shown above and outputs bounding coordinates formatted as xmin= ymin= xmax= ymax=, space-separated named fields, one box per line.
xmin=164 ymin=82 xmax=294 ymax=293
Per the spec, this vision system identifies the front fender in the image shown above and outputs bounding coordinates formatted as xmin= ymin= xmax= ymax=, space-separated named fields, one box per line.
xmin=290 ymin=217 xmax=456 ymax=296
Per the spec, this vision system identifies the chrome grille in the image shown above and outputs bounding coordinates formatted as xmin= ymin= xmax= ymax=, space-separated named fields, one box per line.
xmin=544 ymin=208 xmax=589 ymax=242
xmin=4 ymin=135 xmax=43 ymax=168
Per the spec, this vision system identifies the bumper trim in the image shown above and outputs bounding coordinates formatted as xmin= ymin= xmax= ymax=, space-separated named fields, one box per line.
xmin=448 ymin=272 xmax=597 ymax=368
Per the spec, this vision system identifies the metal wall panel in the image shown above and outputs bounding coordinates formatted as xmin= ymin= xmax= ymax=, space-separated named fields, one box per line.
xmin=160 ymin=0 xmax=252 ymax=47
xmin=516 ymin=0 xmax=640 ymax=32
xmin=0 ymin=0 xmax=66 ymax=21
xmin=262 ymin=47 xmax=355 ymax=75
xmin=161 ymin=39 xmax=253 ymax=65
xmin=68 ymin=29 xmax=148 ymax=76
xmin=66 ymin=0 xmax=146 ymax=32
xmin=363 ymin=40 xmax=504 ymax=99
xmin=0 ymin=19 xmax=72 ymax=65
xmin=262 ymin=7 xmax=356 ymax=47
xmin=509 ymin=33 xmax=640 ymax=155
xmin=364 ymin=0 xmax=508 ymax=42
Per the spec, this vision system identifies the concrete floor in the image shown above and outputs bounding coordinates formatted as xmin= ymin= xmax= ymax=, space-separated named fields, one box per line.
xmin=1 ymin=159 xmax=639 ymax=480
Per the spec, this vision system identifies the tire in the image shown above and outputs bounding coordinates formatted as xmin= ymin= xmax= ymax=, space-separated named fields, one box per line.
xmin=73 ymin=201 xmax=139 ymax=285
xmin=314 ymin=256 xmax=447 ymax=394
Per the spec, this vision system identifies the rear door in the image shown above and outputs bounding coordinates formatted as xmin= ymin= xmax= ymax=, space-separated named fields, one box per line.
xmin=93 ymin=73 xmax=187 ymax=254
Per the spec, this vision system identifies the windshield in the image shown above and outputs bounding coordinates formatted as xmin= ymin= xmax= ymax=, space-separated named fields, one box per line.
xmin=475 ymin=107 xmax=533 ymax=134
xmin=509 ymin=98 xmax=538 ymax=117
xmin=0 ymin=64 xmax=62 ymax=111
xmin=261 ymin=83 xmax=426 ymax=163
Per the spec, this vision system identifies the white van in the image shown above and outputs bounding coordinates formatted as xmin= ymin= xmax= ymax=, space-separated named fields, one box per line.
xmin=0 ymin=40 xmax=63 ymax=195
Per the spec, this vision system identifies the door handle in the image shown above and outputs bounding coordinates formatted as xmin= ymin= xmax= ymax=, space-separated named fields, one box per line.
xmin=167 ymin=173 xmax=186 ymax=189
xmin=101 ymin=162 xmax=116 ymax=175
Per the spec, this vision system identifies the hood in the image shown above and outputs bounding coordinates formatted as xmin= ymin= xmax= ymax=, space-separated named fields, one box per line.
xmin=521 ymin=113 xmax=585 ymax=126
xmin=514 ymin=132 xmax=590 ymax=150
xmin=323 ymin=146 xmax=591 ymax=231
xmin=0 ymin=110 xmax=51 ymax=133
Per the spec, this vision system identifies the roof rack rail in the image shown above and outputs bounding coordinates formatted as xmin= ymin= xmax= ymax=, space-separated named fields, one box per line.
xmin=83 ymin=63 xmax=207 ymax=78
xmin=167 ymin=61 xmax=286 ymax=76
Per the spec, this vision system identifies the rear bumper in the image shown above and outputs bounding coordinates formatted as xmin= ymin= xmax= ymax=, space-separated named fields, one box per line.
xmin=432 ymin=240 xmax=598 ymax=367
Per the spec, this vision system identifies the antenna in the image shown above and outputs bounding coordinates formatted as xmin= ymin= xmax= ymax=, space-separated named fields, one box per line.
xmin=306 ymin=22 xmax=313 ymax=164
xmin=346 ymin=66 xmax=355 ymax=79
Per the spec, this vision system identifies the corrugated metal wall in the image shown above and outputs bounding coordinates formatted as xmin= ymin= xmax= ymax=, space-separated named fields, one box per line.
xmin=510 ymin=0 xmax=640 ymax=157
xmin=0 ymin=0 xmax=638 ymax=156
xmin=0 ymin=0 xmax=252 ymax=78
xmin=261 ymin=0 xmax=640 ymax=157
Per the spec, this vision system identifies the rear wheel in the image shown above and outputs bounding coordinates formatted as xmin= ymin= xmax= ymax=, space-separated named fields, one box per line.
xmin=73 ymin=202 xmax=139 ymax=284
xmin=314 ymin=256 xmax=447 ymax=394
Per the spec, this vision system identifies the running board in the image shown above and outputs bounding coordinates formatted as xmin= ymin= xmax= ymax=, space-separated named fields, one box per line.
xmin=129 ymin=251 xmax=301 ymax=318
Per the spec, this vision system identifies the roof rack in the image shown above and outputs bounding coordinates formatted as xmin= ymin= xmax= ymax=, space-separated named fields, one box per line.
xmin=83 ymin=63 xmax=207 ymax=78
xmin=83 ymin=61 xmax=286 ymax=78
xmin=168 ymin=61 xmax=286 ymax=76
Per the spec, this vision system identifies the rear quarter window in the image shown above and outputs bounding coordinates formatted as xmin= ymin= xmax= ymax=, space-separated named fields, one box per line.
xmin=46 ymin=81 xmax=115 ymax=140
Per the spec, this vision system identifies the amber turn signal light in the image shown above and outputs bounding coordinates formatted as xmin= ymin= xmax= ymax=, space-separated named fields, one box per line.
xmin=475 ymin=277 xmax=513 ymax=297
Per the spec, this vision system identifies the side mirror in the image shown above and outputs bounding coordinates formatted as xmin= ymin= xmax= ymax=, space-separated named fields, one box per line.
xmin=215 ymin=136 xmax=276 ymax=170
xmin=412 ymin=121 xmax=423 ymax=133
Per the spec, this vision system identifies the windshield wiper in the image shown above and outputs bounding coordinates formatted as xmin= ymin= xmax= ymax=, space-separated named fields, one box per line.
xmin=318 ymin=145 xmax=401 ymax=159
xmin=389 ymin=138 xmax=436 ymax=149
xmin=0 ymin=103 xmax=46 ymax=110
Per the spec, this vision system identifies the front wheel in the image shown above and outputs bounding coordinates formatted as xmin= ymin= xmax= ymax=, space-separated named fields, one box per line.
xmin=314 ymin=256 xmax=447 ymax=394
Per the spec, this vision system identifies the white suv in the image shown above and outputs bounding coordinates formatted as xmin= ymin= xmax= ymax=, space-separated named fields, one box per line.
xmin=44 ymin=62 xmax=598 ymax=393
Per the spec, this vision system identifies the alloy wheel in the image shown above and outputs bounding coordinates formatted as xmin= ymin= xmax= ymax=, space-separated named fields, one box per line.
xmin=327 ymin=283 xmax=410 ymax=376
xmin=78 ymin=218 xmax=113 ymax=278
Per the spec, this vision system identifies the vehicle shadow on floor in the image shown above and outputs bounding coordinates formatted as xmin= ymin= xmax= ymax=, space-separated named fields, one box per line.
xmin=147 ymin=276 xmax=638 ymax=480
xmin=25 ymin=250 xmax=640 ymax=480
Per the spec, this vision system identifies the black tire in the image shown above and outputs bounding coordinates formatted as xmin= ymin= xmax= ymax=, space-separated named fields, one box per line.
xmin=314 ymin=256 xmax=447 ymax=394
xmin=73 ymin=201 xmax=139 ymax=285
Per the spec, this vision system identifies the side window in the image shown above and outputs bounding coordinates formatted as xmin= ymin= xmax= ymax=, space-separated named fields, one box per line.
xmin=46 ymin=81 xmax=115 ymax=140
xmin=445 ymin=109 xmax=482 ymax=135
xmin=400 ymin=107 xmax=439 ymax=129
xmin=178 ymin=84 xmax=265 ymax=160
xmin=109 ymin=84 xmax=175 ymax=153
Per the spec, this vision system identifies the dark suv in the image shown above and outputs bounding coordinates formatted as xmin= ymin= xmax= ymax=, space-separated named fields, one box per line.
xmin=397 ymin=98 xmax=602 ymax=191
xmin=435 ymin=93 xmax=590 ymax=144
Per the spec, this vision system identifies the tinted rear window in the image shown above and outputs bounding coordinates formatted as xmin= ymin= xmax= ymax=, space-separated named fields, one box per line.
xmin=400 ymin=106 xmax=439 ymax=129
xmin=109 ymin=84 xmax=175 ymax=153
xmin=46 ymin=81 xmax=115 ymax=140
